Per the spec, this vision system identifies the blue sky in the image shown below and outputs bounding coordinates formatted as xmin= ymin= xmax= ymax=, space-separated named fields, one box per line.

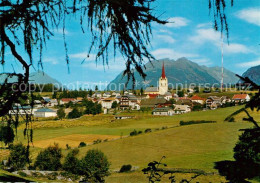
xmin=1 ymin=0 xmax=260 ymax=89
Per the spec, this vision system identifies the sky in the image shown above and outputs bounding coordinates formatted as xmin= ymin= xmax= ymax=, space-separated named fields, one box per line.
xmin=1 ymin=0 xmax=260 ymax=89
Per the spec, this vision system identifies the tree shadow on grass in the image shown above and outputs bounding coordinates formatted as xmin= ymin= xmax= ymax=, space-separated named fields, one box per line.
xmin=0 ymin=174 xmax=30 ymax=182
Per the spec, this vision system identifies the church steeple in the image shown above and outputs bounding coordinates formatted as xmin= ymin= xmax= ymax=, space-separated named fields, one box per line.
xmin=161 ymin=62 xmax=166 ymax=79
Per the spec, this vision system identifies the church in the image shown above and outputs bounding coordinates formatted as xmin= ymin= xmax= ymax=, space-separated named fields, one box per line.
xmin=144 ymin=63 xmax=168 ymax=95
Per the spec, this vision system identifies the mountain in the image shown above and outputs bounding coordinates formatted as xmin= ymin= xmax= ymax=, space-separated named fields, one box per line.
xmin=201 ymin=66 xmax=238 ymax=84
xmin=0 ymin=71 xmax=62 ymax=86
xmin=107 ymin=57 xmax=238 ymax=90
xmin=29 ymin=71 xmax=61 ymax=85
xmin=240 ymin=65 xmax=260 ymax=85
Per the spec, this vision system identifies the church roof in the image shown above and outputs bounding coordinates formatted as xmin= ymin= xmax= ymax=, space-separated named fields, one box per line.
xmin=161 ymin=62 xmax=166 ymax=79
xmin=145 ymin=87 xmax=158 ymax=92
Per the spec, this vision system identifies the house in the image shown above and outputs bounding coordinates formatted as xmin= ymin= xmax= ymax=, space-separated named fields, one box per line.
xmin=146 ymin=94 xmax=159 ymax=99
xmin=176 ymin=98 xmax=193 ymax=107
xmin=140 ymin=98 xmax=167 ymax=108
xmin=206 ymin=96 xmax=222 ymax=109
xmin=60 ymin=98 xmax=76 ymax=105
xmin=93 ymin=92 xmax=102 ymax=98
xmin=164 ymin=92 xmax=173 ymax=101
xmin=34 ymin=108 xmax=57 ymax=118
xmin=190 ymin=95 xmax=205 ymax=105
xmin=100 ymin=97 xmax=118 ymax=109
xmin=152 ymin=107 xmax=174 ymax=116
xmin=47 ymin=99 xmax=58 ymax=107
xmin=120 ymin=95 xmax=139 ymax=110
xmin=232 ymin=94 xmax=250 ymax=103
xmin=33 ymin=100 xmax=42 ymax=108
xmin=173 ymin=105 xmax=191 ymax=114
xmin=9 ymin=106 xmax=36 ymax=115
xmin=120 ymin=95 xmax=130 ymax=110
xmin=111 ymin=92 xmax=121 ymax=97
xmin=103 ymin=92 xmax=111 ymax=98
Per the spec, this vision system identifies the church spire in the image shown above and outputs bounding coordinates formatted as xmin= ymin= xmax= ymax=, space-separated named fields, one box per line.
xmin=161 ymin=62 xmax=166 ymax=79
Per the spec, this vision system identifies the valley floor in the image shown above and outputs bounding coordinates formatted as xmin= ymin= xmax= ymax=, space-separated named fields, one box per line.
xmin=1 ymin=105 xmax=259 ymax=182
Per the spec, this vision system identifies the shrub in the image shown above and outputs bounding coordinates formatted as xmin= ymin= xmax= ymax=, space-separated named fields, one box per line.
xmin=130 ymin=129 xmax=138 ymax=136
xmin=179 ymin=120 xmax=216 ymax=126
xmin=228 ymin=117 xmax=235 ymax=122
xmin=78 ymin=142 xmax=87 ymax=148
xmin=145 ymin=128 xmax=152 ymax=133
xmin=119 ymin=164 xmax=132 ymax=173
xmin=0 ymin=126 xmax=15 ymax=145
xmin=161 ymin=126 xmax=168 ymax=130
xmin=17 ymin=171 xmax=27 ymax=177
xmin=63 ymin=149 xmax=81 ymax=175
xmin=57 ymin=108 xmax=66 ymax=120
xmin=34 ymin=143 xmax=62 ymax=171
xmin=93 ymin=139 xmax=102 ymax=144
xmin=138 ymin=131 xmax=143 ymax=134
xmin=81 ymin=149 xmax=110 ymax=182
xmin=66 ymin=144 xmax=71 ymax=150
xmin=8 ymin=143 xmax=29 ymax=170
xmin=68 ymin=108 xmax=82 ymax=119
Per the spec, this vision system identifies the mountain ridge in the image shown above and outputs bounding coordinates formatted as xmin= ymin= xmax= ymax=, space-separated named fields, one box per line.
xmin=240 ymin=65 xmax=260 ymax=85
xmin=107 ymin=57 xmax=238 ymax=90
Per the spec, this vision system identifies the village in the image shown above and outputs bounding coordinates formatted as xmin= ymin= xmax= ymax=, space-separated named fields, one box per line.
xmin=9 ymin=63 xmax=251 ymax=119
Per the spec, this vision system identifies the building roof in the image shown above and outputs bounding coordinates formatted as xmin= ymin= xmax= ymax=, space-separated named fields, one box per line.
xmin=102 ymin=97 xmax=116 ymax=101
xmin=153 ymin=107 xmax=172 ymax=112
xmin=191 ymin=95 xmax=205 ymax=101
xmin=164 ymin=92 xmax=172 ymax=96
xmin=145 ymin=87 xmax=158 ymax=92
xmin=36 ymin=108 xmax=55 ymax=112
xmin=232 ymin=94 xmax=249 ymax=100
xmin=61 ymin=98 xmax=75 ymax=102
xmin=174 ymin=105 xmax=190 ymax=111
xmin=148 ymin=94 xmax=159 ymax=98
xmin=140 ymin=98 xmax=166 ymax=107
xmin=161 ymin=62 xmax=166 ymax=79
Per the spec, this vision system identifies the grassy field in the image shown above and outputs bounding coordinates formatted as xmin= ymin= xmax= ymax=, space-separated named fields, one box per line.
xmin=1 ymin=105 xmax=259 ymax=182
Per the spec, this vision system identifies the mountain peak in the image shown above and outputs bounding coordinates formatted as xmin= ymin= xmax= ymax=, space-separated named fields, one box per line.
xmin=107 ymin=57 xmax=238 ymax=90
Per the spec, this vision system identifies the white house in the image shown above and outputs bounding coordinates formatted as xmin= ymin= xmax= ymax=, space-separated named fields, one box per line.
xmin=232 ymin=94 xmax=250 ymax=103
xmin=34 ymin=108 xmax=57 ymax=118
xmin=103 ymin=92 xmax=111 ymax=98
xmin=173 ymin=105 xmax=191 ymax=114
xmin=9 ymin=106 xmax=37 ymax=115
xmin=164 ymin=92 xmax=172 ymax=101
xmin=190 ymin=95 xmax=205 ymax=105
xmin=152 ymin=107 xmax=174 ymax=116
xmin=100 ymin=97 xmax=118 ymax=109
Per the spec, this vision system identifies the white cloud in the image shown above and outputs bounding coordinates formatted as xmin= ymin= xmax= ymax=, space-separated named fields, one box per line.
xmin=196 ymin=22 xmax=212 ymax=28
xmin=82 ymin=57 xmax=125 ymax=72
xmin=158 ymin=29 xmax=173 ymax=35
xmin=236 ymin=7 xmax=260 ymax=26
xmin=155 ymin=34 xmax=175 ymax=44
xmin=165 ymin=17 xmax=189 ymax=28
xmin=189 ymin=28 xmax=220 ymax=44
xmin=192 ymin=58 xmax=212 ymax=66
xmin=224 ymin=43 xmax=251 ymax=54
xmin=69 ymin=52 xmax=96 ymax=60
xmin=237 ymin=58 xmax=260 ymax=67
xmin=151 ymin=48 xmax=198 ymax=60
xmin=43 ymin=57 xmax=58 ymax=65
xmin=189 ymin=28 xmax=251 ymax=54
xmin=53 ymin=28 xmax=69 ymax=35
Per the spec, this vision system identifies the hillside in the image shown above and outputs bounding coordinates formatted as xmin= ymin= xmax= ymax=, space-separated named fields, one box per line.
xmin=0 ymin=71 xmax=62 ymax=86
xmin=240 ymin=65 xmax=260 ymax=85
xmin=107 ymin=58 xmax=237 ymax=90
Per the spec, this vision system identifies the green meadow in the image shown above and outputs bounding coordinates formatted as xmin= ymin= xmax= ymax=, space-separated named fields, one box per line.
xmin=1 ymin=105 xmax=258 ymax=182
